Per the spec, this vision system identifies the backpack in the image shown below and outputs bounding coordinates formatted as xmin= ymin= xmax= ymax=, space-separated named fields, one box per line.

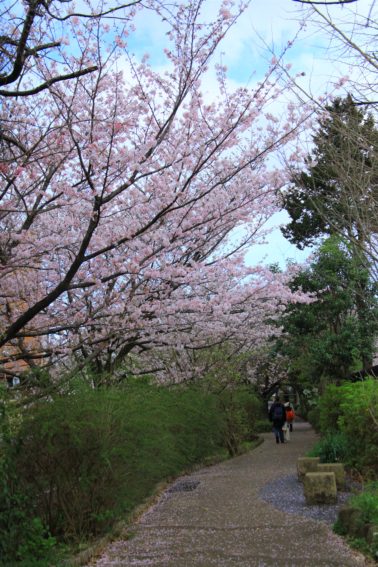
xmin=272 ymin=404 xmax=284 ymax=420
xmin=286 ymin=409 xmax=295 ymax=421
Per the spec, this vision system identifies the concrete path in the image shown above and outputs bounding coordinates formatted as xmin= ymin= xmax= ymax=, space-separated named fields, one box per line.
xmin=88 ymin=422 xmax=371 ymax=566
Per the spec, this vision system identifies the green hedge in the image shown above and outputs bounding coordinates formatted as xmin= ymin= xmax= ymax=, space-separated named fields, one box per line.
xmin=0 ymin=380 xmax=262 ymax=563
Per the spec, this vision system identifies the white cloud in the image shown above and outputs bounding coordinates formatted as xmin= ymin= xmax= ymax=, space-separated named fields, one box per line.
xmin=122 ymin=0 xmax=375 ymax=267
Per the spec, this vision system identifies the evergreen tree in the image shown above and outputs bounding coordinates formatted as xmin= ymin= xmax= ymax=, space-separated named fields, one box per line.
xmin=282 ymin=95 xmax=378 ymax=258
xmin=281 ymin=96 xmax=377 ymax=369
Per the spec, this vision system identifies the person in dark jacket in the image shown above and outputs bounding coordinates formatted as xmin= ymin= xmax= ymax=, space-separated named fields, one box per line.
xmin=269 ymin=396 xmax=287 ymax=444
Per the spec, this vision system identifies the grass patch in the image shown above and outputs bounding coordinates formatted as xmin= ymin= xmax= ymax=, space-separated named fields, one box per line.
xmin=307 ymin=431 xmax=349 ymax=463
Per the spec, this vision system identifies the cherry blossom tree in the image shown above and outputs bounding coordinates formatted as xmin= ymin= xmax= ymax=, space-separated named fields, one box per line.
xmin=0 ymin=0 xmax=141 ymax=98
xmin=94 ymin=264 xmax=305 ymax=386
xmin=0 ymin=0 xmax=311 ymax=383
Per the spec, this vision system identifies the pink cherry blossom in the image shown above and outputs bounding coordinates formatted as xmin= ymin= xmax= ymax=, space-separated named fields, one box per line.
xmin=0 ymin=0 xmax=313 ymax=382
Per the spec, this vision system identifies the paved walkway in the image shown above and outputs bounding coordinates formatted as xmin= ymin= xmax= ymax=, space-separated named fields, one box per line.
xmin=88 ymin=422 xmax=372 ymax=566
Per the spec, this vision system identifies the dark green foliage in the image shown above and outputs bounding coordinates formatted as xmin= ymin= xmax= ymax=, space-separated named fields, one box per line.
xmin=278 ymin=236 xmax=377 ymax=386
xmin=281 ymin=95 xmax=377 ymax=378
xmin=0 ymin=460 xmax=57 ymax=566
xmin=0 ymin=379 xmax=262 ymax=563
xmin=188 ymin=345 xmax=266 ymax=455
xmin=0 ymin=391 xmax=57 ymax=565
xmin=282 ymin=95 xmax=378 ymax=248
xmin=317 ymin=383 xmax=344 ymax=433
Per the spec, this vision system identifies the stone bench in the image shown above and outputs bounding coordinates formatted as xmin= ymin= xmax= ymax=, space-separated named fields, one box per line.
xmin=303 ymin=472 xmax=337 ymax=505
xmin=297 ymin=457 xmax=320 ymax=481
xmin=317 ymin=463 xmax=345 ymax=490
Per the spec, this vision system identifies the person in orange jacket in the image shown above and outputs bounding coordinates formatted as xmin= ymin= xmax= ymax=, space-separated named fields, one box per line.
xmin=285 ymin=402 xmax=295 ymax=432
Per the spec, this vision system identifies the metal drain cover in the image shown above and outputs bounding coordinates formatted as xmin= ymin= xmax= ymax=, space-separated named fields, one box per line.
xmin=168 ymin=480 xmax=200 ymax=493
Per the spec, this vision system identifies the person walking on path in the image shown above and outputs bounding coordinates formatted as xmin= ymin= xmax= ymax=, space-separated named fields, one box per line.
xmin=285 ymin=402 xmax=295 ymax=432
xmin=268 ymin=395 xmax=286 ymax=444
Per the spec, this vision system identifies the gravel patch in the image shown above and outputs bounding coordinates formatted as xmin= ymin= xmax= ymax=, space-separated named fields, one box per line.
xmin=259 ymin=473 xmax=352 ymax=525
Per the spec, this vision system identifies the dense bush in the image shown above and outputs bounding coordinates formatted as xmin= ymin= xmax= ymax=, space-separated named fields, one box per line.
xmin=0 ymin=380 xmax=262 ymax=563
xmin=337 ymin=380 xmax=378 ymax=474
xmin=9 ymin=384 xmax=224 ymax=539
xmin=0 ymin=387 xmax=57 ymax=566
xmin=316 ymin=379 xmax=378 ymax=475
xmin=317 ymin=384 xmax=344 ymax=433
xmin=0 ymin=451 xmax=57 ymax=566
